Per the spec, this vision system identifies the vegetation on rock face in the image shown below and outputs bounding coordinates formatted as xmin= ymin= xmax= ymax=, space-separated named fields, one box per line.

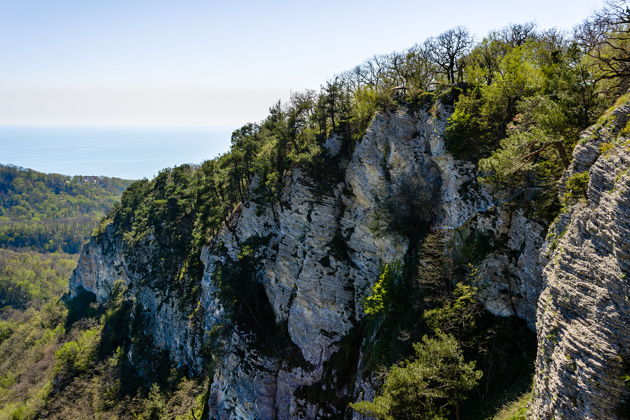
xmin=0 ymin=269 xmax=207 ymax=420
xmin=99 ymin=0 xmax=627 ymax=313
xmin=357 ymin=231 xmax=537 ymax=419
xmin=562 ymin=171 xmax=590 ymax=206
xmin=351 ymin=332 xmax=482 ymax=420
xmin=0 ymin=165 xmax=204 ymax=419
xmin=447 ymin=2 xmax=628 ymax=222
xmin=1 ymin=1 xmax=628 ymax=418
xmin=363 ymin=263 xmax=401 ymax=316
xmin=0 ymin=297 xmax=207 ymax=419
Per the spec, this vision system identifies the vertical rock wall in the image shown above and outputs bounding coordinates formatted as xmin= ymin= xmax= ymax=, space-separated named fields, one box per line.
xmin=69 ymin=104 xmax=551 ymax=419
xmin=532 ymin=103 xmax=630 ymax=419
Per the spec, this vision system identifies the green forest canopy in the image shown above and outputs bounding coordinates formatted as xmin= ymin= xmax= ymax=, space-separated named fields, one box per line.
xmin=0 ymin=164 xmax=132 ymax=253
xmin=0 ymin=2 xmax=627 ymax=418
xmin=106 ymin=1 xmax=629 ymax=310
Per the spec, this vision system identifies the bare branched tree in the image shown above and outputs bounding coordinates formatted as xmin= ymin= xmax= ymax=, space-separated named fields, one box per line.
xmin=575 ymin=0 xmax=630 ymax=87
xmin=423 ymin=26 xmax=473 ymax=84
xmin=497 ymin=22 xmax=537 ymax=47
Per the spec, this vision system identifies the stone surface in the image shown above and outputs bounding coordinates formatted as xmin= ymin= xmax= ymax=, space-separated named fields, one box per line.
xmin=69 ymin=104 xmax=552 ymax=418
xmin=531 ymin=105 xmax=630 ymax=419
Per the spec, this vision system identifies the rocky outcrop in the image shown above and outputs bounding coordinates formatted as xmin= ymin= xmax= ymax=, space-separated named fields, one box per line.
xmin=203 ymin=110 xmax=433 ymax=418
xmin=70 ymin=223 xmax=206 ymax=373
xmin=69 ymin=104 xmax=549 ymax=418
xmin=532 ymin=102 xmax=630 ymax=419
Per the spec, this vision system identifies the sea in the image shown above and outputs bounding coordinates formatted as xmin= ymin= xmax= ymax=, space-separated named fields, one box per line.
xmin=0 ymin=125 xmax=234 ymax=180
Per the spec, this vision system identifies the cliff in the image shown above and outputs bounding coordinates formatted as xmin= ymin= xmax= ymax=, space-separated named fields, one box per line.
xmin=69 ymin=99 xmax=550 ymax=418
xmin=66 ymin=94 xmax=630 ymax=419
xmin=532 ymin=99 xmax=630 ymax=419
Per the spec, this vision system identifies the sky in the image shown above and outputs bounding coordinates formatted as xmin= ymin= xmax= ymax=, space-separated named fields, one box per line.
xmin=0 ymin=0 xmax=606 ymax=128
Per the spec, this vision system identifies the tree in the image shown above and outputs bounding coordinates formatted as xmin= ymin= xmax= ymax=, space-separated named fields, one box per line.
xmin=497 ymin=22 xmax=537 ymax=47
xmin=478 ymin=95 xmax=575 ymax=187
xmin=575 ymin=0 xmax=630 ymax=92
xmin=363 ymin=263 xmax=402 ymax=316
xmin=351 ymin=332 xmax=482 ymax=420
xmin=424 ymin=283 xmax=481 ymax=343
xmin=424 ymin=27 xmax=473 ymax=84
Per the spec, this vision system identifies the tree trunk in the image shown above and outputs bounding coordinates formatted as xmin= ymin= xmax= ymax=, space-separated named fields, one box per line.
xmin=554 ymin=141 xmax=571 ymax=168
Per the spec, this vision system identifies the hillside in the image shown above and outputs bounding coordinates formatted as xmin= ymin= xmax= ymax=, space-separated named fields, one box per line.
xmin=1 ymin=1 xmax=629 ymax=419
xmin=0 ymin=167 xmax=133 ymax=419
xmin=0 ymin=164 xmax=132 ymax=253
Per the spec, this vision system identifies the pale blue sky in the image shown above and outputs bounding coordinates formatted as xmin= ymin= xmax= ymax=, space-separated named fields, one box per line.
xmin=0 ymin=0 xmax=605 ymax=127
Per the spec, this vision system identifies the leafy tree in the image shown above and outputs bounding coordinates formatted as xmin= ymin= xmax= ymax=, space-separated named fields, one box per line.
xmin=447 ymin=40 xmax=547 ymax=160
xmin=53 ymin=327 xmax=101 ymax=381
xmin=364 ymin=263 xmax=401 ymax=316
xmin=562 ymin=171 xmax=590 ymax=207
xmin=478 ymin=95 xmax=575 ymax=187
xmin=444 ymin=87 xmax=490 ymax=159
xmin=424 ymin=283 xmax=481 ymax=342
xmin=351 ymin=332 xmax=482 ymax=420
xmin=464 ymin=23 xmax=536 ymax=87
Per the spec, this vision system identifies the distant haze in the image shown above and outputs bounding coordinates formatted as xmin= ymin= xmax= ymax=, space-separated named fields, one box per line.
xmin=0 ymin=0 xmax=605 ymax=128
xmin=0 ymin=86 xmax=291 ymax=128
xmin=0 ymin=126 xmax=232 ymax=179
xmin=0 ymin=0 xmax=605 ymax=177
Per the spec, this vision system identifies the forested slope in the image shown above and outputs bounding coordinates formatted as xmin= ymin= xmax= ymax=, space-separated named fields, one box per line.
xmin=0 ymin=167 xmax=134 ymax=419
xmin=0 ymin=164 xmax=131 ymax=253
xmin=1 ymin=1 xmax=629 ymax=419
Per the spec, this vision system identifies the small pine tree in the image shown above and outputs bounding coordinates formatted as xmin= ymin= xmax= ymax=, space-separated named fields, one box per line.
xmin=351 ymin=332 xmax=482 ymax=420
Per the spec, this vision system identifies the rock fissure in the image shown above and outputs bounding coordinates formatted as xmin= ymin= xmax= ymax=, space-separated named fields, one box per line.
xmin=67 ymin=100 xmax=630 ymax=419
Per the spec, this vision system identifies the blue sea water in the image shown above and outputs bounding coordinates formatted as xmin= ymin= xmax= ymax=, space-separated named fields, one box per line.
xmin=0 ymin=126 xmax=234 ymax=180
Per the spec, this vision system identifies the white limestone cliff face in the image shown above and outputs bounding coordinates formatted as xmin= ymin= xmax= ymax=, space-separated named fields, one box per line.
xmin=531 ymin=102 xmax=630 ymax=419
xmin=203 ymin=110 xmax=424 ymax=418
xmin=69 ymin=223 xmax=205 ymax=373
xmin=69 ymin=104 xmax=549 ymax=418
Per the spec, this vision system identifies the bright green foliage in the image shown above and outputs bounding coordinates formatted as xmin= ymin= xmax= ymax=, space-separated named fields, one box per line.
xmin=140 ymin=383 xmax=166 ymax=419
xmin=53 ymin=327 xmax=101 ymax=379
xmin=0 ymin=165 xmax=131 ymax=253
xmin=479 ymin=95 xmax=576 ymax=187
xmin=446 ymin=41 xmax=547 ymax=160
xmin=491 ymin=391 xmax=532 ymax=420
xmin=364 ymin=272 xmax=387 ymax=315
xmin=448 ymin=31 xmax=604 ymax=192
xmin=0 ymin=249 xmax=75 ymax=309
xmin=0 ymin=275 xmax=206 ymax=419
xmin=444 ymin=31 xmax=607 ymax=222
xmin=0 ymin=301 xmax=66 ymax=419
xmin=562 ymin=171 xmax=590 ymax=207
xmin=351 ymin=86 xmax=380 ymax=128
xmin=424 ymin=283 xmax=480 ymax=339
xmin=351 ymin=332 xmax=482 ymax=420
xmin=444 ymin=88 xmax=489 ymax=159
xmin=364 ymin=263 xmax=400 ymax=316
